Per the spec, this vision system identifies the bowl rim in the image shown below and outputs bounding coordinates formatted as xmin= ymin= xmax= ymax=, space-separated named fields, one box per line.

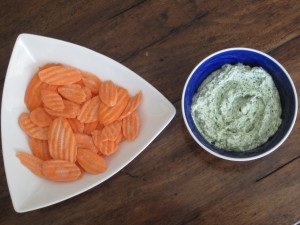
xmin=181 ymin=47 xmax=298 ymax=161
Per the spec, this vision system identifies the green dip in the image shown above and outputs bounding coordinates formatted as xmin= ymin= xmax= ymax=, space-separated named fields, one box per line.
xmin=191 ymin=63 xmax=282 ymax=152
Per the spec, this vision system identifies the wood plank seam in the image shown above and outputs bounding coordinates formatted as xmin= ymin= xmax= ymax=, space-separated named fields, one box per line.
xmin=255 ymin=155 xmax=300 ymax=182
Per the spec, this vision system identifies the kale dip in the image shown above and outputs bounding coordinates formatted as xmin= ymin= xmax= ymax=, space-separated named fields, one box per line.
xmin=191 ymin=63 xmax=282 ymax=152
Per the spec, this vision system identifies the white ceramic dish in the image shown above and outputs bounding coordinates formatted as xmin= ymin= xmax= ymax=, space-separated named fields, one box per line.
xmin=1 ymin=33 xmax=176 ymax=212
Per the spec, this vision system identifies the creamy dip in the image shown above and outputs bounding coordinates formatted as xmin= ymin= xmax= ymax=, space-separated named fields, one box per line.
xmin=191 ymin=63 xmax=282 ymax=152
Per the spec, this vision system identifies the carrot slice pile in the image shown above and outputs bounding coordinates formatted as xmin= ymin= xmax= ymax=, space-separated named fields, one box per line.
xmin=18 ymin=63 xmax=142 ymax=182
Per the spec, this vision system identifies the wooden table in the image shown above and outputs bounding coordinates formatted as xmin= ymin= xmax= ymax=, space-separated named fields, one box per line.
xmin=1 ymin=1 xmax=300 ymax=224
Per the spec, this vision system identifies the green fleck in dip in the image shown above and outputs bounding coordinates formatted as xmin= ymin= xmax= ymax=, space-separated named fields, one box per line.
xmin=191 ymin=63 xmax=282 ymax=152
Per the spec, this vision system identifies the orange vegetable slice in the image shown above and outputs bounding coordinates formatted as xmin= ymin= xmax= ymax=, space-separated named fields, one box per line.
xmin=57 ymin=84 xmax=87 ymax=104
xmin=82 ymin=72 xmax=101 ymax=94
xmin=16 ymin=151 xmax=43 ymax=177
xmin=38 ymin=65 xmax=82 ymax=85
xmin=83 ymin=121 xmax=99 ymax=135
xmin=29 ymin=137 xmax=51 ymax=160
xmin=19 ymin=113 xmax=48 ymax=140
xmin=98 ymin=86 xmax=129 ymax=125
xmin=77 ymin=149 xmax=106 ymax=174
xmin=77 ymin=96 xmax=100 ymax=123
xmin=122 ymin=111 xmax=140 ymax=141
xmin=24 ymin=72 xmax=43 ymax=111
xmin=48 ymin=117 xmax=77 ymax=162
xmin=98 ymin=140 xmax=119 ymax=156
xmin=119 ymin=91 xmax=142 ymax=120
xmin=74 ymin=133 xmax=98 ymax=153
xmin=44 ymin=100 xmax=80 ymax=118
xmin=115 ymin=129 xmax=124 ymax=143
xmin=99 ymin=80 xmax=118 ymax=107
xmin=30 ymin=107 xmax=53 ymax=127
xmin=100 ymin=120 xmax=122 ymax=141
xmin=67 ymin=118 xmax=84 ymax=133
xmin=41 ymin=89 xmax=65 ymax=111
xmin=42 ymin=160 xmax=81 ymax=182
xmin=82 ymin=86 xmax=93 ymax=100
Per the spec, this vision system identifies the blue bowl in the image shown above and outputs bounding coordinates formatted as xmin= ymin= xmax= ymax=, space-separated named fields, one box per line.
xmin=182 ymin=48 xmax=298 ymax=161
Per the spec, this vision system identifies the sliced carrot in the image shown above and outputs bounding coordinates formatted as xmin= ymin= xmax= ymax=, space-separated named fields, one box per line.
xmin=115 ymin=129 xmax=123 ymax=143
xmin=77 ymin=149 xmax=106 ymax=174
xmin=29 ymin=137 xmax=51 ymax=160
xmin=19 ymin=113 xmax=48 ymax=140
xmin=48 ymin=117 xmax=77 ymax=162
xmin=97 ymin=123 xmax=104 ymax=130
xmin=75 ymin=162 xmax=85 ymax=179
xmin=44 ymin=100 xmax=80 ymax=118
xmin=41 ymin=89 xmax=64 ymax=111
xmin=30 ymin=107 xmax=53 ymax=127
xmin=100 ymin=120 xmax=122 ymax=142
xmin=98 ymin=140 xmax=119 ymax=156
xmin=99 ymin=80 xmax=118 ymax=107
xmin=24 ymin=72 xmax=43 ymax=111
xmin=98 ymin=86 xmax=129 ymax=125
xmin=119 ymin=91 xmax=142 ymax=120
xmin=83 ymin=121 xmax=99 ymax=135
xmin=122 ymin=111 xmax=140 ymax=141
xmin=91 ymin=129 xmax=102 ymax=149
xmin=82 ymin=86 xmax=93 ymax=100
xmin=41 ymin=84 xmax=59 ymax=92
xmin=17 ymin=151 xmax=43 ymax=177
xmin=42 ymin=160 xmax=81 ymax=182
xmin=67 ymin=118 xmax=84 ymax=133
xmin=74 ymin=133 xmax=98 ymax=153
xmin=82 ymin=72 xmax=101 ymax=94
xmin=77 ymin=96 xmax=100 ymax=123
xmin=38 ymin=65 xmax=82 ymax=85
xmin=57 ymin=84 xmax=87 ymax=104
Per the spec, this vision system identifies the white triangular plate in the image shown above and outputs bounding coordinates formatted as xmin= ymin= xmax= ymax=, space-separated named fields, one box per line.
xmin=1 ymin=34 xmax=176 ymax=212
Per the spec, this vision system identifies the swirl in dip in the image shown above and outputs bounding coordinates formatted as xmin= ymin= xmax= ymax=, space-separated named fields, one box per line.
xmin=191 ymin=63 xmax=282 ymax=152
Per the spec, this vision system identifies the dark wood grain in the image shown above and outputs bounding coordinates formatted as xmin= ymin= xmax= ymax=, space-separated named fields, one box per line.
xmin=1 ymin=1 xmax=300 ymax=225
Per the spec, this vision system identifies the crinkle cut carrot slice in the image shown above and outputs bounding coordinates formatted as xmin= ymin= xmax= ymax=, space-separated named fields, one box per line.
xmin=91 ymin=129 xmax=102 ymax=150
xmin=99 ymin=80 xmax=118 ymax=107
xmin=119 ymin=91 xmax=142 ymax=120
xmin=30 ymin=107 xmax=53 ymax=127
xmin=74 ymin=133 xmax=98 ymax=153
xmin=98 ymin=86 xmax=129 ymax=125
xmin=115 ymin=129 xmax=123 ymax=143
xmin=83 ymin=121 xmax=98 ymax=135
xmin=67 ymin=118 xmax=84 ymax=133
xmin=58 ymin=84 xmax=87 ymax=104
xmin=98 ymin=140 xmax=119 ymax=156
xmin=41 ymin=84 xmax=59 ymax=92
xmin=16 ymin=151 xmax=43 ymax=177
xmin=38 ymin=65 xmax=82 ymax=85
xmin=77 ymin=96 xmax=100 ymax=123
xmin=29 ymin=137 xmax=51 ymax=160
xmin=82 ymin=72 xmax=101 ymax=94
xmin=82 ymin=86 xmax=93 ymax=100
xmin=48 ymin=117 xmax=77 ymax=162
xmin=122 ymin=111 xmax=140 ymax=141
xmin=19 ymin=113 xmax=48 ymax=140
xmin=100 ymin=120 xmax=122 ymax=141
xmin=45 ymin=100 xmax=80 ymax=118
xmin=41 ymin=89 xmax=65 ymax=111
xmin=77 ymin=148 xmax=106 ymax=174
xmin=24 ymin=72 xmax=43 ymax=111
xmin=42 ymin=160 xmax=81 ymax=182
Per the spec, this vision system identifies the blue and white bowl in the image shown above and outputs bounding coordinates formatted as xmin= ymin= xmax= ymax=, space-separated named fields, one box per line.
xmin=182 ymin=48 xmax=298 ymax=161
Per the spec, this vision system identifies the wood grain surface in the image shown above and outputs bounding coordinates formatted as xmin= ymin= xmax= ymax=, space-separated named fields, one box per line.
xmin=1 ymin=1 xmax=300 ymax=225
